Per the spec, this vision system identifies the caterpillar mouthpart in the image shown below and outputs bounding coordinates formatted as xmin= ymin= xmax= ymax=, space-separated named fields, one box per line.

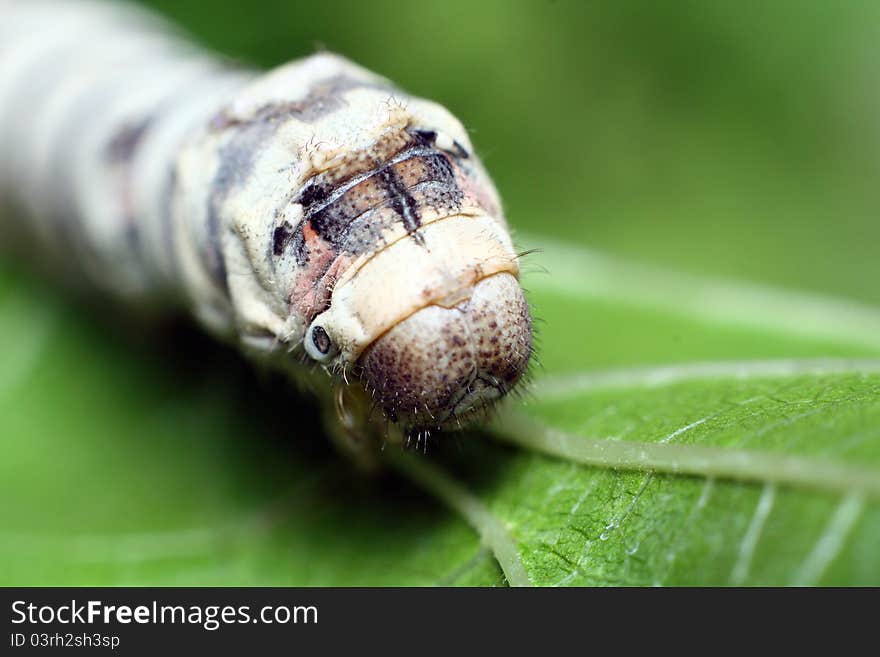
xmin=357 ymin=271 xmax=532 ymax=432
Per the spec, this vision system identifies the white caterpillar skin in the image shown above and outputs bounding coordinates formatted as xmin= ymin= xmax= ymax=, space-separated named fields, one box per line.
xmin=0 ymin=0 xmax=533 ymax=459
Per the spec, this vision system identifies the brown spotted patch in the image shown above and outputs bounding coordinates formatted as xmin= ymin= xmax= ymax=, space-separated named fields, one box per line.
xmin=357 ymin=273 xmax=531 ymax=430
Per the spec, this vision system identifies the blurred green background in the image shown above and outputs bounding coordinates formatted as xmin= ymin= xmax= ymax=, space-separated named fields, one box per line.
xmin=142 ymin=0 xmax=880 ymax=303
xmin=2 ymin=0 xmax=879 ymax=586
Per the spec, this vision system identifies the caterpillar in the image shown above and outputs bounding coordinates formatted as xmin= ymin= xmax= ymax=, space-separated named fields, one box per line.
xmin=0 ymin=0 xmax=533 ymax=465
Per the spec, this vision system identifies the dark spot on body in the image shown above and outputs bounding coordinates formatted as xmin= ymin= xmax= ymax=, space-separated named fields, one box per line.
xmin=298 ymin=181 xmax=331 ymax=210
xmin=105 ymin=118 xmax=152 ymax=163
xmin=412 ymin=129 xmax=437 ymax=145
xmin=273 ymin=222 xmax=293 ymax=255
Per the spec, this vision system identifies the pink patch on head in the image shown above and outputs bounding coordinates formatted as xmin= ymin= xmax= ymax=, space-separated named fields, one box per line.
xmin=290 ymin=224 xmax=354 ymax=319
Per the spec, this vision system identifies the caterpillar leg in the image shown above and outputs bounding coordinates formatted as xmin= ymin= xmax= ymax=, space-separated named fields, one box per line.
xmin=321 ymin=382 xmax=401 ymax=472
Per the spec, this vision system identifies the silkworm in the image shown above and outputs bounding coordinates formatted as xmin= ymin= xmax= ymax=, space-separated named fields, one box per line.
xmin=0 ymin=0 xmax=533 ymax=463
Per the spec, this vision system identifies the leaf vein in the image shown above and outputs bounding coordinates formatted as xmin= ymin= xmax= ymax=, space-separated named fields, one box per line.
xmin=729 ymin=484 xmax=776 ymax=585
xmin=792 ymin=493 xmax=866 ymax=585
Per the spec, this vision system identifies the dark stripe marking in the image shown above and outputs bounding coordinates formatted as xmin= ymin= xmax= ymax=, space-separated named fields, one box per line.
xmin=210 ymin=75 xmax=392 ymax=130
xmin=273 ymin=221 xmax=293 ymax=256
xmin=295 ymin=148 xmax=461 ymax=261
xmin=377 ymin=165 xmax=422 ymax=237
xmin=206 ymin=119 xmax=278 ymax=295
xmin=105 ymin=118 xmax=153 ymax=164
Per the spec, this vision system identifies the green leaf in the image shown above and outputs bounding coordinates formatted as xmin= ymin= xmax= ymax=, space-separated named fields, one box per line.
xmin=465 ymin=244 xmax=880 ymax=586
xmin=486 ymin=368 xmax=880 ymax=585
xmin=2 ymin=239 xmax=879 ymax=585
xmin=0 ymin=271 xmax=503 ymax=586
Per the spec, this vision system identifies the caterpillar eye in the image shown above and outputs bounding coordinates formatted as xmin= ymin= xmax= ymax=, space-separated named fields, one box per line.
xmin=305 ymin=324 xmax=337 ymax=362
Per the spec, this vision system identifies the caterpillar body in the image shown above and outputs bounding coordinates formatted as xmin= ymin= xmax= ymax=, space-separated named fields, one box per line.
xmin=0 ymin=0 xmax=533 ymax=463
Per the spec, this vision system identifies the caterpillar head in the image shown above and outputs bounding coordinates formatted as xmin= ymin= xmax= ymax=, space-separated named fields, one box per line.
xmin=302 ymin=216 xmax=533 ymax=432
xmin=294 ymin=148 xmax=532 ymax=434
xmin=281 ymin=59 xmax=533 ymax=434
xmin=356 ymin=271 xmax=532 ymax=430
xmin=207 ymin=53 xmax=533 ymax=437
xmin=276 ymin=60 xmax=532 ymax=431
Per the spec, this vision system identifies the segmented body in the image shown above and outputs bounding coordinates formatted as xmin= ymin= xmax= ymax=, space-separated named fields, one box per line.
xmin=0 ymin=0 xmax=533 ymax=459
